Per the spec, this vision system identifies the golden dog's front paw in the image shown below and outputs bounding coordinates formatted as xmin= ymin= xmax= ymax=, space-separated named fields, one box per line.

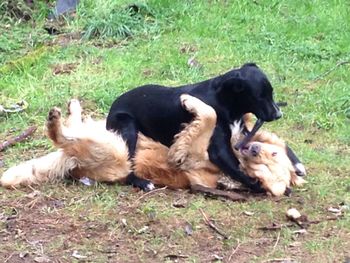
xmin=180 ymin=94 xmax=195 ymax=113
xmin=48 ymin=107 xmax=61 ymax=122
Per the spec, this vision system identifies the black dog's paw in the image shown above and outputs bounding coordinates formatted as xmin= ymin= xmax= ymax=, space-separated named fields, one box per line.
xmin=134 ymin=180 xmax=155 ymax=192
xmin=294 ymin=163 xmax=306 ymax=177
xmin=249 ymin=180 xmax=266 ymax=193
xmin=284 ymin=187 xmax=292 ymax=197
xmin=126 ymin=173 xmax=155 ymax=192
xmin=48 ymin=107 xmax=61 ymax=121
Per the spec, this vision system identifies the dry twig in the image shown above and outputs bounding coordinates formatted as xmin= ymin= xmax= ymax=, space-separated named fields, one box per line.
xmin=200 ymin=208 xmax=228 ymax=239
xmin=258 ymin=223 xmax=294 ymax=231
xmin=191 ymin=184 xmax=247 ymax=202
xmin=313 ymin=60 xmax=350 ymax=81
xmin=4 ymin=252 xmax=15 ymax=263
xmin=259 ymin=216 xmax=341 ymax=231
xmin=0 ymin=126 xmax=37 ymax=152
xmin=263 ymin=258 xmax=294 ymax=263
xmin=228 ymin=240 xmax=241 ymax=262
xmin=272 ymin=231 xmax=281 ymax=252
xmin=164 ymin=254 xmax=189 ymax=260
xmin=134 ymin=186 xmax=167 ymax=203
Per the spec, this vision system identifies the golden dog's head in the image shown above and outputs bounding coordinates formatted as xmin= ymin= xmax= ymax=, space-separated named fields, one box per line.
xmin=238 ymin=141 xmax=303 ymax=196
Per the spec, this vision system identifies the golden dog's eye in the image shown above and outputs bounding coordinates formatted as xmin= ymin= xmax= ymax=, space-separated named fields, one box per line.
xmin=272 ymin=152 xmax=278 ymax=157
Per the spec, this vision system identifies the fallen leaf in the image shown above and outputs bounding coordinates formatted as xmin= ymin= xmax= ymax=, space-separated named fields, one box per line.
xmin=72 ymin=250 xmax=87 ymax=259
xmin=293 ymin=229 xmax=307 ymax=235
xmin=26 ymin=190 xmax=42 ymax=199
xmin=187 ymin=57 xmax=202 ymax=68
xmin=243 ymin=211 xmax=254 ymax=216
xmin=289 ymin=241 xmax=301 ymax=247
xmin=19 ymin=252 xmax=29 ymax=258
xmin=184 ymin=223 xmax=193 ymax=236
xmin=121 ymin=218 xmax=127 ymax=227
xmin=164 ymin=254 xmax=189 ymax=260
xmin=213 ymin=254 xmax=224 ymax=260
xmin=173 ymin=198 xmax=187 ymax=208
xmin=79 ymin=177 xmax=95 ymax=186
xmin=137 ymin=226 xmax=149 ymax=234
xmin=327 ymin=207 xmax=341 ymax=214
xmin=34 ymin=256 xmax=51 ymax=263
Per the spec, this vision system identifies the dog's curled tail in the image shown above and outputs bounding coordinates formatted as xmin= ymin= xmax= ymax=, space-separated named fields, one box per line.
xmin=1 ymin=150 xmax=75 ymax=188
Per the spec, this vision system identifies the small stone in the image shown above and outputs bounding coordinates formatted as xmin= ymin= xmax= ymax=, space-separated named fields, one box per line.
xmin=286 ymin=208 xmax=301 ymax=220
xmin=184 ymin=223 xmax=193 ymax=236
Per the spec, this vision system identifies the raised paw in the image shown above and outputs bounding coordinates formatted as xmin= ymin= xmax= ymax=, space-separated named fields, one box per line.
xmin=48 ymin=107 xmax=61 ymax=121
xmin=67 ymin=99 xmax=82 ymax=115
xmin=168 ymin=151 xmax=189 ymax=168
xmin=294 ymin=163 xmax=307 ymax=177
xmin=180 ymin=94 xmax=216 ymax=122
xmin=180 ymin=94 xmax=197 ymax=114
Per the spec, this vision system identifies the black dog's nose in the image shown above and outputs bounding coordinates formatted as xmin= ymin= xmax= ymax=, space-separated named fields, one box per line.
xmin=273 ymin=103 xmax=283 ymax=120
xmin=274 ymin=109 xmax=282 ymax=120
xmin=251 ymin=144 xmax=261 ymax=156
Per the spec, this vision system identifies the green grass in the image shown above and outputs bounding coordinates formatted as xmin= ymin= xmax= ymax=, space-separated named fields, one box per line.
xmin=1 ymin=0 xmax=350 ymax=262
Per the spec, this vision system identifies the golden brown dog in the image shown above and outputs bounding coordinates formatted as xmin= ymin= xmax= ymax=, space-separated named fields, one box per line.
xmin=1 ymin=96 xmax=305 ymax=196
xmin=1 ymin=99 xmax=131 ymax=187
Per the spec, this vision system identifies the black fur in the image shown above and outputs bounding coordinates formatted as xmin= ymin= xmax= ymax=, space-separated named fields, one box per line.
xmin=107 ymin=63 xmax=283 ymax=191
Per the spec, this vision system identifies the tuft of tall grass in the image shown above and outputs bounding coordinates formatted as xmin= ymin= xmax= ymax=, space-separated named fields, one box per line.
xmin=75 ymin=0 xmax=159 ymax=39
xmin=0 ymin=0 xmax=32 ymax=22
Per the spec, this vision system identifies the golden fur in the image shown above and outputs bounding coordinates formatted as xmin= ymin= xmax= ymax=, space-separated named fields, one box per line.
xmin=1 ymin=96 xmax=305 ymax=196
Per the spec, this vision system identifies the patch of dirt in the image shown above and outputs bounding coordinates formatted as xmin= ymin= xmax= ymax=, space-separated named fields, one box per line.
xmin=0 ymin=181 xmax=349 ymax=262
xmin=48 ymin=32 xmax=82 ymax=47
xmin=179 ymin=43 xmax=198 ymax=54
xmin=52 ymin=62 xmax=79 ymax=75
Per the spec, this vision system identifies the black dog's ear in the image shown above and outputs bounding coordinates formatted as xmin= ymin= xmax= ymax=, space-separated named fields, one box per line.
xmin=219 ymin=72 xmax=246 ymax=94
xmin=242 ymin=62 xmax=258 ymax=68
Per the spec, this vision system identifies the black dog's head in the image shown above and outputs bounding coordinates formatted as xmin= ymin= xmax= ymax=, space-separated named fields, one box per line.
xmin=218 ymin=63 xmax=282 ymax=122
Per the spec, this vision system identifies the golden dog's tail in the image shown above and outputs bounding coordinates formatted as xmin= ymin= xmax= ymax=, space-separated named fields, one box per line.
xmin=0 ymin=150 xmax=76 ymax=188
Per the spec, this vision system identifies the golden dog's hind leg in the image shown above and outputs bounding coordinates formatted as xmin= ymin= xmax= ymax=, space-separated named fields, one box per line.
xmin=0 ymin=151 xmax=68 ymax=188
xmin=65 ymin=99 xmax=83 ymax=129
xmin=1 ymin=101 xmax=85 ymax=188
xmin=168 ymin=94 xmax=217 ymax=171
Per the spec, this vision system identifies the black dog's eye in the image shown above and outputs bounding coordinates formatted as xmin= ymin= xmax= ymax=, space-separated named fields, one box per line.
xmin=261 ymin=87 xmax=272 ymax=99
xmin=260 ymin=80 xmax=273 ymax=99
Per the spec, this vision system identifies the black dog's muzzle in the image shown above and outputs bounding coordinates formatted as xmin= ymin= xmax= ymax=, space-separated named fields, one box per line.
xmin=234 ymin=119 xmax=264 ymax=150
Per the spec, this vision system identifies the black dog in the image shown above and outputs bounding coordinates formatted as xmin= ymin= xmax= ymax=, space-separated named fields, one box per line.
xmin=106 ymin=63 xmax=305 ymax=191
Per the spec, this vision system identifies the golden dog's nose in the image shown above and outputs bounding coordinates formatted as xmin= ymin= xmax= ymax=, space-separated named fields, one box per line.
xmin=251 ymin=144 xmax=261 ymax=156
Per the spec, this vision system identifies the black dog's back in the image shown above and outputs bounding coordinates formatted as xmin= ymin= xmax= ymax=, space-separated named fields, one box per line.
xmin=107 ymin=85 xmax=193 ymax=146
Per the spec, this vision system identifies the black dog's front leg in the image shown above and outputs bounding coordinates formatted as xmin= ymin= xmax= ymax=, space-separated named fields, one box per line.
xmin=286 ymin=145 xmax=306 ymax=176
xmin=208 ymin=125 xmax=265 ymax=193
xmin=106 ymin=112 xmax=155 ymax=191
